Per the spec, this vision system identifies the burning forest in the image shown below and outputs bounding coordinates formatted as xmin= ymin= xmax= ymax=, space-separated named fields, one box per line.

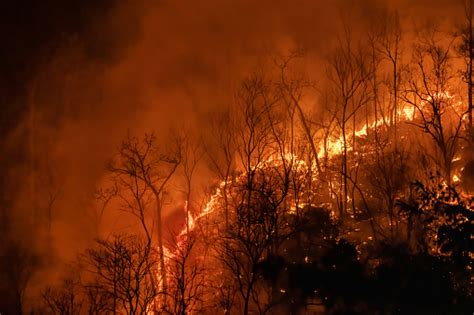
xmin=0 ymin=0 xmax=473 ymax=314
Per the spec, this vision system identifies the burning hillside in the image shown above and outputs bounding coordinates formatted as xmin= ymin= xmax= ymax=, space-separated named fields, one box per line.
xmin=0 ymin=0 xmax=473 ymax=314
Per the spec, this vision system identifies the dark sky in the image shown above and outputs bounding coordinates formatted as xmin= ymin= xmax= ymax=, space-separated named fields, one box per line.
xmin=0 ymin=0 xmax=115 ymax=134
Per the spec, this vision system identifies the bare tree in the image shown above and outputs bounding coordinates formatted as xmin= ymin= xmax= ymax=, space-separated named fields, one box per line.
xmin=165 ymin=234 xmax=205 ymax=314
xmin=210 ymin=76 xmax=312 ymax=314
xmin=180 ymin=132 xmax=203 ymax=234
xmin=327 ymin=24 xmax=372 ymax=221
xmin=42 ymin=277 xmax=83 ymax=315
xmin=91 ymin=184 xmax=117 ymax=236
xmin=276 ymin=54 xmax=326 ymax=209
xmin=213 ymin=77 xmax=271 ymax=315
xmin=207 ymin=109 xmax=238 ymax=235
xmin=357 ymin=11 xmax=411 ymax=241
xmin=108 ymin=133 xmax=181 ymax=297
xmin=83 ymin=234 xmax=158 ymax=315
xmin=215 ymin=161 xmax=304 ymax=314
xmin=403 ymin=29 xmax=465 ymax=184
xmin=362 ymin=146 xmax=411 ymax=241
xmin=458 ymin=0 xmax=474 ymax=133
xmin=379 ymin=10 xmax=403 ymax=138
xmin=277 ymin=53 xmax=324 ymax=178
xmin=84 ymin=279 xmax=112 ymax=315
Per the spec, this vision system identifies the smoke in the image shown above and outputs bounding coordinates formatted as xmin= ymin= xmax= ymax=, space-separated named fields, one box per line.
xmin=1 ymin=0 xmax=465 ymax=308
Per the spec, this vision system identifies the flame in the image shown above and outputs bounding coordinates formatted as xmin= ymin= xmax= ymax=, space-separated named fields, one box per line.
xmin=159 ymin=88 xmax=468 ymax=301
xmin=453 ymin=174 xmax=460 ymax=183
xmin=188 ymin=88 xmax=467 ymax=239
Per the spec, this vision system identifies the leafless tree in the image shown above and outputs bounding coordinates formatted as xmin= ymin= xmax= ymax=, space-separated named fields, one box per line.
xmin=356 ymin=11 xmax=411 ymax=241
xmin=83 ymin=279 xmax=112 ymax=315
xmin=275 ymin=54 xmax=326 ymax=210
xmin=379 ymin=10 xmax=403 ymax=137
xmin=210 ymin=76 xmax=311 ymax=314
xmin=42 ymin=277 xmax=83 ymax=315
xmin=83 ymin=234 xmax=158 ymax=315
xmin=277 ymin=53 xmax=324 ymax=179
xmin=215 ymin=163 xmax=302 ymax=314
xmin=91 ymin=184 xmax=118 ymax=236
xmin=327 ymin=24 xmax=372 ymax=221
xmin=108 ymin=133 xmax=181 ymax=297
xmin=403 ymin=29 xmax=465 ymax=184
xmin=362 ymin=146 xmax=411 ymax=241
xmin=206 ymin=110 xmax=237 ymax=235
xmin=180 ymin=132 xmax=203 ymax=234
xmin=457 ymin=0 xmax=474 ymax=133
xmin=212 ymin=77 xmax=269 ymax=315
xmin=165 ymin=234 xmax=205 ymax=314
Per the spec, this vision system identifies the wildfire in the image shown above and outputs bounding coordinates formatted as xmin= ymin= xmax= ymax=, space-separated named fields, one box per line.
xmin=321 ymin=103 xmax=421 ymax=157
xmin=172 ymin=89 xmax=466 ymax=238
xmin=162 ymin=88 xmax=468 ymax=301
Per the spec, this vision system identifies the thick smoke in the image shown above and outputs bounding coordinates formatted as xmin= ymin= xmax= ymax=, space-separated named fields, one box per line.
xmin=2 ymin=0 xmax=464 ymax=307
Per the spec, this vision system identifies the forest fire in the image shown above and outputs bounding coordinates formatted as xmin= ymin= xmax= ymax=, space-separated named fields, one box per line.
xmin=1 ymin=0 xmax=474 ymax=314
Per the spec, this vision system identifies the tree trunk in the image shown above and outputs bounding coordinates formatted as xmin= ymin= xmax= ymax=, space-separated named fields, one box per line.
xmin=156 ymin=199 xmax=167 ymax=298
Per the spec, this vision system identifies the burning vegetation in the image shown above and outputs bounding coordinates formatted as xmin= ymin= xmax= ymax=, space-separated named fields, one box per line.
xmin=1 ymin=0 xmax=474 ymax=314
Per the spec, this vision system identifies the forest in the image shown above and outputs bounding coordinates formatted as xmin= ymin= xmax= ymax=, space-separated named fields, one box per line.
xmin=0 ymin=0 xmax=473 ymax=314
